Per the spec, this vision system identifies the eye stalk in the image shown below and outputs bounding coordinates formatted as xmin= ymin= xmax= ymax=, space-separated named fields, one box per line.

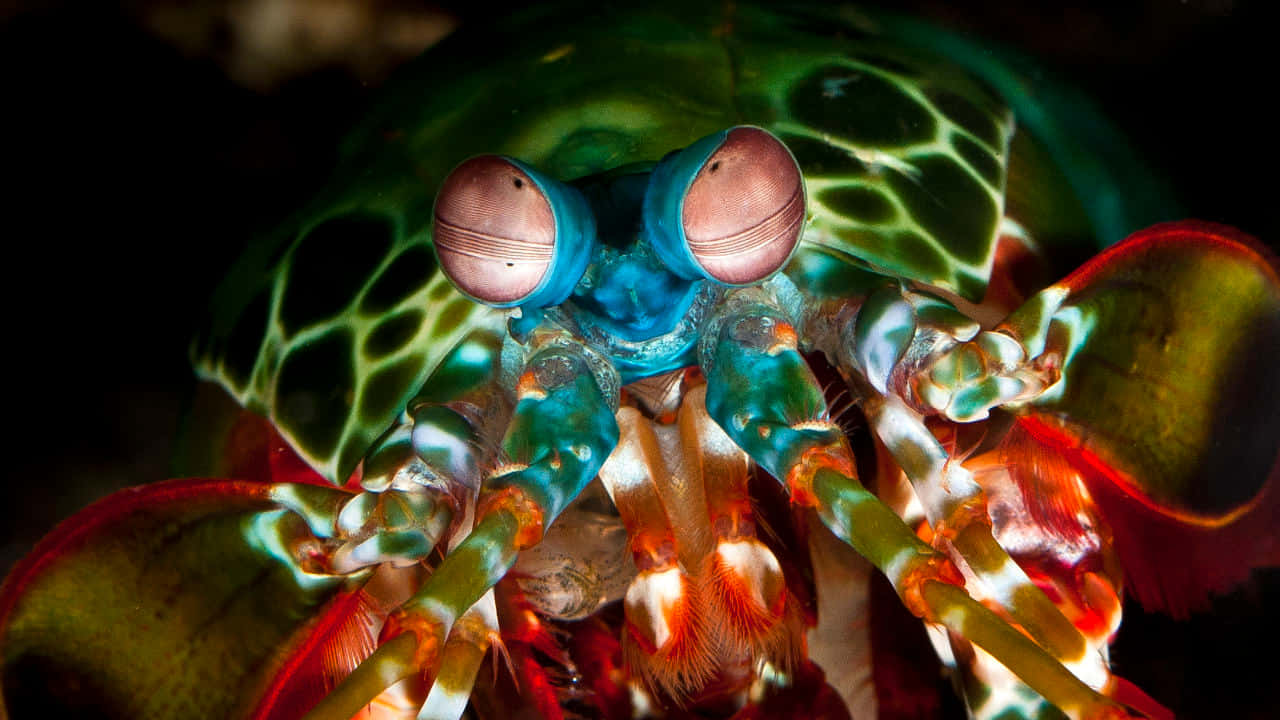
xmin=644 ymin=126 xmax=805 ymax=286
xmin=433 ymin=155 xmax=595 ymax=308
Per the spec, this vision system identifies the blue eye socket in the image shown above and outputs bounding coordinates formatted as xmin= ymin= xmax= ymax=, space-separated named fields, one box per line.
xmin=644 ymin=126 xmax=805 ymax=286
xmin=433 ymin=156 xmax=595 ymax=308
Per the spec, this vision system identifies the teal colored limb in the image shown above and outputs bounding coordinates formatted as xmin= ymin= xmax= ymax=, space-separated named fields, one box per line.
xmin=302 ymin=345 xmax=618 ymax=720
xmin=482 ymin=347 xmax=620 ymax=523
xmin=702 ymin=306 xmax=842 ymax=478
xmin=699 ymin=304 xmax=1136 ymax=720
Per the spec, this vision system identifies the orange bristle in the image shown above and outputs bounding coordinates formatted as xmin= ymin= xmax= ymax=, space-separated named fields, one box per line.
xmin=621 ymin=567 xmax=716 ymax=701
xmin=701 ymin=537 xmax=797 ymax=663
xmin=996 ymin=420 xmax=1093 ymax=542
xmin=1017 ymin=415 xmax=1280 ymax=618
xmin=248 ymin=589 xmax=382 ymax=720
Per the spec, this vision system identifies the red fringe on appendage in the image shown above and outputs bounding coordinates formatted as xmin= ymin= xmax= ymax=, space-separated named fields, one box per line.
xmin=984 ymin=423 xmax=1125 ymax=644
xmin=489 ymin=579 xmax=583 ymax=720
xmin=997 ymin=420 xmax=1095 ymax=546
xmin=1016 ymin=415 xmax=1280 ymax=618
xmin=496 ymin=577 xmax=572 ymax=666
xmin=1058 ymin=221 xmax=1280 ymax=297
xmin=702 ymin=540 xmax=798 ymax=666
xmin=0 ymin=478 xmax=276 ymax=638
xmin=514 ymin=651 xmax=569 ymax=720
xmin=247 ymin=588 xmax=381 ymax=720
xmin=622 ymin=570 xmax=716 ymax=702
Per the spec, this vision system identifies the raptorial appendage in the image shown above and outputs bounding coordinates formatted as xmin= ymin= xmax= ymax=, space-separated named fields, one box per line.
xmin=5 ymin=99 xmax=1277 ymax=720
xmin=817 ymin=277 xmax=1137 ymax=713
xmin=266 ymin=327 xmax=508 ymax=579
xmin=302 ymin=334 xmax=620 ymax=720
xmin=844 ymin=284 xmax=1059 ymax=423
xmin=290 ymin=216 xmax=1274 ymax=720
xmin=699 ymin=293 xmax=1139 ymax=719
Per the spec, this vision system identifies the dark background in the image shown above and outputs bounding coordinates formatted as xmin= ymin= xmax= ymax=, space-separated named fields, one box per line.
xmin=1 ymin=1 xmax=1274 ymax=717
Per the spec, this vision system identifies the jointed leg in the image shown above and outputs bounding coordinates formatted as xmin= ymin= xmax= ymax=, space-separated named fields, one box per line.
xmin=415 ymin=590 xmax=500 ymax=720
xmin=699 ymin=301 xmax=1139 ymax=719
xmin=681 ymin=385 xmax=794 ymax=659
xmin=598 ymin=385 xmax=796 ymax=698
xmin=269 ymin=331 xmax=507 ymax=574
xmin=837 ymin=285 xmax=1107 ymax=687
xmin=819 ymin=282 xmax=1106 ymax=685
xmin=302 ymin=345 xmax=619 ymax=720
xmin=856 ymin=384 xmax=1105 ymax=686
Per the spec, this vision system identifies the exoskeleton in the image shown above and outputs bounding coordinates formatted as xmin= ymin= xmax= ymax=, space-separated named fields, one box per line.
xmin=3 ymin=4 xmax=1277 ymax=720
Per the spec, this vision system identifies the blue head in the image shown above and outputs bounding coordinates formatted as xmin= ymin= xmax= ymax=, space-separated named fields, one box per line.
xmin=432 ymin=127 xmax=805 ymax=381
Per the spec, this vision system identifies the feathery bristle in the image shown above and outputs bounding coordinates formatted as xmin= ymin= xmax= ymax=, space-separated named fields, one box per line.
xmin=621 ymin=567 xmax=716 ymax=701
xmin=702 ymin=538 xmax=795 ymax=662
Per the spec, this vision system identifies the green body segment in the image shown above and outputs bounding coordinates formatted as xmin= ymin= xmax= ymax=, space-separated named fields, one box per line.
xmin=0 ymin=481 xmax=353 ymax=720
xmin=1015 ymin=224 xmax=1280 ymax=519
xmin=192 ymin=209 xmax=503 ymax=485
xmin=867 ymin=10 xmax=1181 ymax=250
xmin=192 ymin=1 xmax=1139 ymax=487
xmin=727 ymin=4 xmax=1015 ymax=301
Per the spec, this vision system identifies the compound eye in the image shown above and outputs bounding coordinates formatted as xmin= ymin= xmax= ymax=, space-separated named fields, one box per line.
xmin=433 ymin=156 xmax=556 ymax=306
xmin=681 ymin=127 xmax=804 ymax=285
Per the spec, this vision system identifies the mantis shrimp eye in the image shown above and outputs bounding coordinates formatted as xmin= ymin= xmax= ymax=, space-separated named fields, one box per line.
xmin=433 ymin=155 xmax=594 ymax=308
xmin=683 ymin=127 xmax=805 ymax=284
xmin=646 ymin=126 xmax=805 ymax=286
